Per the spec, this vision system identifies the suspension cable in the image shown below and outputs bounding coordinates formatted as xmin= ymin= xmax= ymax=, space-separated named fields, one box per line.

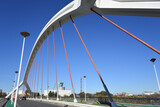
xmin=34 ymin=52 xmax=38 ymax=98
xmin=91 ymin=8 xmax=160 ymax=55
xmin=59 ymin=21 xmax=77 ymax=101
xmin=70 ymin=15 xmax=114 ymax=103
xmin=47 ymin=36 xmax=49 ymax=99
xmin=70 ymin=16 xmax=105 ymax=84
xmin=41 ymin=42 xmax=45 ymax=98
xmin=28 ymin=65 xmax=33 ymax=93
xmin=53 ymin=31 xmax=59 ymax=100
xmin=31 ymin=58 xmax=36 ymax=93
xmin=36 ymin=46 xmax=42 ymax=98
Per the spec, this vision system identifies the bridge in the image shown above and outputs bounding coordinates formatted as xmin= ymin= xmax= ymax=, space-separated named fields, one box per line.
xmin=4 ymin=0 xmax=160 ymax=107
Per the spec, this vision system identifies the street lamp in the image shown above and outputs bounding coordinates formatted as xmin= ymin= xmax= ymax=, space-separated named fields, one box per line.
xmin=84 ymin=76 xmax=86 ymax=102
xmin=11 ymin=83 xmax=14 ymax=104
xmin=150 ymin=58 xmax=160 ymax=93
xmin=40 ymin=88 xmax=42 ymax=99
xmin=11 ymin=71 xmax=18 ymax=104
xmin=14 ymin=31 xmax=30 ymax=107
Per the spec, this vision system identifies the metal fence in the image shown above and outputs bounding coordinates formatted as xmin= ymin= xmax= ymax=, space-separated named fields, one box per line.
xmin=46 ymin=96 xmax=160 ymax=105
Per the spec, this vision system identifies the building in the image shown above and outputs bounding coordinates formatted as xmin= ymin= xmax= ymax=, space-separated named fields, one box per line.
xmin=116 ymin=92 xmax=133 ymax=96
xmin=0 ymin=89 xmax=2 ymax=96
xmin=143 ymin=91 xmax=154 ymax=95
xmin=0 ymin=89 xmax=2 ymax=94
xmin=44 ymin=87 xmax=71 ymax=97
xmin=18 ymin=90 xmax=25 ymax=95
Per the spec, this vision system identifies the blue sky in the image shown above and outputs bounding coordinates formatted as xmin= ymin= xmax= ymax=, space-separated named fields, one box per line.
xmin=0 ymin=0 xmax=160 ymax=95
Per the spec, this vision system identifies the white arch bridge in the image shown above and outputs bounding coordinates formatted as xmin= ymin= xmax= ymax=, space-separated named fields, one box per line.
xmin=6 ymin=0 xmax=160 ymax=107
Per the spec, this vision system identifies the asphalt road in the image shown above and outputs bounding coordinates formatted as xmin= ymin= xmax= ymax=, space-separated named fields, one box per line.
xmin=17 ymin=100 xmax=64 ymax=107
xmin=0 ymin=98 xmax=7 ymax=107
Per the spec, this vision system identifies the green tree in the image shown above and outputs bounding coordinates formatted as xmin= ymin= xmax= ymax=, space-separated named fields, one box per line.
xmin=70 ymin=94 xmax=73 ymax=97
xmin=0 ymin=92 xmax=7 ymax=98
xmin=54 ymin=92 xmax=57 ymax=97
xmin=48 ymin=91 xmax=53 ymax=97
xmin=86 ymin=93 xmax=93 ymax=98
xmin=93 ymin=91 xmax=113 ymax=97
xmin=37 ymin=93 xmax=40 ymax=97
xmin=79 ymin=92 xmax=85 ymax=97
xmin=2 ymin=93 xmax=7 ymax=97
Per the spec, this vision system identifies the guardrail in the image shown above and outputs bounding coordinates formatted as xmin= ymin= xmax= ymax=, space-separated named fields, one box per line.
xmin=38 ymin=96 xmax=160 ymax=105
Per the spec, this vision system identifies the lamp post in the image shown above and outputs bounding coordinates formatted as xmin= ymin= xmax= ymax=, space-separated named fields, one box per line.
xmin=41 ymin=88 xmax=42 ymax=99
xmin=14 ymin=32 xmax=30 ymax=107
xmin=80 ymin=78 xmax=82 ymax=102
xmin=11 ymin=71 xmax=18 ymax=104
xmin=84 ymin=76 xmax=86 ymax=102
xmin=80 ymin=78 xmax=82 ymax=93
xmin=11 ymin=84 xmax=14 ymax=104
xmin=150 ymin=58 xmax=160 ymax=93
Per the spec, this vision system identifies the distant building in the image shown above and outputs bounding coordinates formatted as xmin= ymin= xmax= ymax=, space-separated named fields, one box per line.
xmin=44 ymin=87 xmax=71 ymax=97
xmin=143 ymin=91 xmax=154 ymax=95
xmin=44 ymin=82 xmax=71 ymax=97
xmin=0 ymin=89 xmax=2 ymax=94
xmin=18 ymin=90 xmax=25 ymax=95
xmin=0 ymin=89 xmax=2 ymax=96
xmin=116 ymin=92 xmax=133 ymax=96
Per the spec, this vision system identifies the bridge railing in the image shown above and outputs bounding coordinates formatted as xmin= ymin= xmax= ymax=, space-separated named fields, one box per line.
xmin=99 ymin=97 xmax=160 ymax=105
xmin=34 ymin=96 xmax=160 ymax=105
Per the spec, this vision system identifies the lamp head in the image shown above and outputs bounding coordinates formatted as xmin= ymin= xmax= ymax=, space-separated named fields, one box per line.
xmin=150 ymin=58 xmax=156 ymax=62
xmin=20 ymin=31 xmax=30 ymax=37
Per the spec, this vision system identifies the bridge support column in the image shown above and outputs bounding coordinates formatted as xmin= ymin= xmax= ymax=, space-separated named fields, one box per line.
xmin=24 ymin=81 xmax=33 ymax=97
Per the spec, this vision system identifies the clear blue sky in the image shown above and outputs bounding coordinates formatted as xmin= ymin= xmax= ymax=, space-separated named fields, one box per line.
xmin=0 ymin=0 xmax=160 ymax=95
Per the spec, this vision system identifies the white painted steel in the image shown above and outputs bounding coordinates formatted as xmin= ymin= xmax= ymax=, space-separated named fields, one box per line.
xmin=5 ymin=81 xmax=23 ymax=99
xmin=94 ymin=0 xmax=160 ymax=17
xmin=11 ymin=73 xmax=18 ymax=104
xmin=84 ymin=77 xmax=86 ymax=102
xmin=153 ymin=63 xmax=160 ymax=93
xmin=14 ymin=37 xmax=26 ymax=107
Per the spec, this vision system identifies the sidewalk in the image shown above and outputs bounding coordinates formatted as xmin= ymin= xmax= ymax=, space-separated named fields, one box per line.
xmin=28 ymin=98 xmax=105 ymax=107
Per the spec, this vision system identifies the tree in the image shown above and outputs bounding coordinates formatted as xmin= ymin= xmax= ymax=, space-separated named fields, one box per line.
xmin=86 ymin=93 xmax=93 ymax=98
xmin=54 ymin=92 xmax=57 ymax=97
xmin=33 ymin=92 xmax=37 ymax=97
xmin=48 ymin=91 xmax=53 ymax=97
xmin=64 ymin=94 xmax=68 ymax=97
xmin=48 ymin=91 xmax=57 ymax=97
xmin=93 ymin=91 xmax=113 ymax=97
xmin=37 ymin=93 xmax=40 ymax=97
xmin=70 ymin=94 xmax=73 ymax=97
xmin=2 ymin=93 xmax=7 ymax=97
xmin=0 ymin=92 xmax=7 ymax=98
xmin=79 ymin=92 xmax=85 ymax=97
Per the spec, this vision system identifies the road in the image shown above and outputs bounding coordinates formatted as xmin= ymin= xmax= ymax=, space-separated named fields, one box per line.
xmin=17 ymin=100 xmax=64 ymax=107
xmin=0 ymin=98 xmax=8 ymax=107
